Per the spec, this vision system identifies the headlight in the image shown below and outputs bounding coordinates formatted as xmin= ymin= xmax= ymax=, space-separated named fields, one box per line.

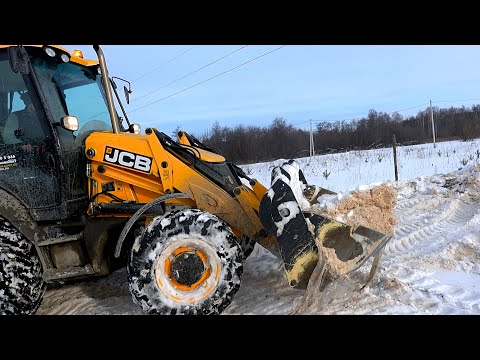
xmin=44 ymin=47 xmax=56 ymax=57
xmin=129 ymin=123 xmax=141 ymax=134
xmin=60 ymin=53 xmax=70 ymax=63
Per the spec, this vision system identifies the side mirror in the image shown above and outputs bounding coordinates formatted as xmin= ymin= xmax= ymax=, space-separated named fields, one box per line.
xmin=61 ymin=116 xmax=79 ymax=131
xmin=124 ymin=86 xmax=131 ymax=104
xmin=128 ymin=123 xmax=141 ymax=134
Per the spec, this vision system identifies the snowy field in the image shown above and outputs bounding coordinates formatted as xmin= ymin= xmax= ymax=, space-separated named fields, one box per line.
xmin=37 ymin=139 xmax=480 ymax=315
xmin=244 ymin=139 xmax=480 ymax=193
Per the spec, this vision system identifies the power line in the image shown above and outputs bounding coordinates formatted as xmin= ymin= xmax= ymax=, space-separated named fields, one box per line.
xmin=292 ymin=120 xmax=309 ymax=126
xmin=132 ymin=46 xmax=195 ymax=83
xmin=291 ymin=98 xmax=480 ymax=131
xmin=387 ymin=102 xmax=429 ymax=115
xmin=128 ymin=45 xmax=287 ymax=114
xmin=133 ymin=45 xmax=249 ymax=102
xmin=292 ymin=103 xmax=431 ymax=128
xmin=280 ymin=97 xmax=480 ymax=132
xmin=432 ymin=98 xmax=480 ymax=104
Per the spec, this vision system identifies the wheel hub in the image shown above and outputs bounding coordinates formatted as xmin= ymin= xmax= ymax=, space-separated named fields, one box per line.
xmin=162 ymin=246 xmax=212 ymax=291
xmin=153 ymin=236 xmax=224 ymax=304
xmin=170 ymin=251 xmax=205 ymax=286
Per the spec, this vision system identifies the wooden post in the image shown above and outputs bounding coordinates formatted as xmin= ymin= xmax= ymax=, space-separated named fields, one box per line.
xmin=393 ymin=134 xmax=398 ymax=181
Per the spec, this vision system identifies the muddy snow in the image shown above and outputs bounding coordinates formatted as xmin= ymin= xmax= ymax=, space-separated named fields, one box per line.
xmin=37 ymin=161 xmax=480 ymax=315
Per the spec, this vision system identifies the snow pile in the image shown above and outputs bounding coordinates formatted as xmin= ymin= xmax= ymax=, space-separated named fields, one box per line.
xmin=402 ymin=163 xmax=480 ymax=196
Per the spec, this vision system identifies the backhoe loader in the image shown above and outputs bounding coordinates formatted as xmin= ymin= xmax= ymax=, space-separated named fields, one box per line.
xmin=0 ymin=45 xmax=391 ymax=315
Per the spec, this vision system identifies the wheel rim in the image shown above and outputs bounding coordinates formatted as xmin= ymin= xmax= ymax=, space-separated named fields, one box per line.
xmin=165 ymin=247 xmax=212 ymax=290
xmin=154 ymin=236 xmax=222 ymax=305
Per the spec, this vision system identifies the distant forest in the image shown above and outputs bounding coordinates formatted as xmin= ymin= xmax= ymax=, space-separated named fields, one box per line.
xmin=195 ymin=104 xmax=480 ymax=164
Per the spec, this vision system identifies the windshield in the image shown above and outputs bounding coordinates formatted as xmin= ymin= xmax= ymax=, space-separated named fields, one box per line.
xmin=28 ymin=48 xmax=113 ymax=139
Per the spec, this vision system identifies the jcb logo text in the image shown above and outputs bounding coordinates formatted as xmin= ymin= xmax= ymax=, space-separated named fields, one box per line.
xmin=104 ymin=147 xmax=152 ymax=173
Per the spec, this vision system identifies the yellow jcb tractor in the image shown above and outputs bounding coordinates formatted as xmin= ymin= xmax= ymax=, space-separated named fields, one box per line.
xmin=0 ymin=45 xmax=390 ymax=315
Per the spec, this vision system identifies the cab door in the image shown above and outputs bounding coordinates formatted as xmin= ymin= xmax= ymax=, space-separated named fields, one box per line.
xmin=26 ymin=46 xmax=114 ymax=219
xmin=0 ymin=49 xmax=62 ymax=216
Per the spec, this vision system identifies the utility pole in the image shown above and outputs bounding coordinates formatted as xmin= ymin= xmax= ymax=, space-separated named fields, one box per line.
xmin=308 ymin=121 xmax=312 ymax=157
xmin=430 ymin=100 xmax=436 ymax=148
xmin=309 ymin=119 xmax=315 ymax=158
xmin=311 ymin=119 xmax=315 ymax=157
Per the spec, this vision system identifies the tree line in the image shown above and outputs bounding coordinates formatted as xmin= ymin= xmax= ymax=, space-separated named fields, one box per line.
xmin=196 ymin=104 xmax=480 ymax=164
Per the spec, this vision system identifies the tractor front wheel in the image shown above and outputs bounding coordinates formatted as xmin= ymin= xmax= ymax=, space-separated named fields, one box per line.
xmin=128 ymin=209 xmax=243 ymax=315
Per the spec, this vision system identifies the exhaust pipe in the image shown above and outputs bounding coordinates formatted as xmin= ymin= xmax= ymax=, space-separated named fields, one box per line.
xmin=93 ymin=45 xmax=120 ymax=134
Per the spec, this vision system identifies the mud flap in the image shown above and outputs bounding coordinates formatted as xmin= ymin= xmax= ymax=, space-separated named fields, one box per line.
xmin=259 ymin=160 xmax=391 ymax=289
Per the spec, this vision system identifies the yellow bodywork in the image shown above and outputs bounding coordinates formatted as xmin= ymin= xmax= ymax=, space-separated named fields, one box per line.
xmin=84 ymin=129 xmax=271 ymax=245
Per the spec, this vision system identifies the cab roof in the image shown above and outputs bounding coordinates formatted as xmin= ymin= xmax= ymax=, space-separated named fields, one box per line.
xmin=0 ymin=45 xmax=99 ymax=67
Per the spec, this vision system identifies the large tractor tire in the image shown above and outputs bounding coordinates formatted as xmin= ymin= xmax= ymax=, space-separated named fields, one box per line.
xmin=0 ymin=217 xmax=45 ymax=315
xmin=128 ymin=209 xmax=244 ymax=315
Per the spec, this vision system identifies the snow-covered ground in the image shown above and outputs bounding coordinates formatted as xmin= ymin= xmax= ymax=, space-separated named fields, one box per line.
xmin=244 ymin=139 xmax=480 ymax=193
xmin=37 ymin=139 xmax=480 ymax=315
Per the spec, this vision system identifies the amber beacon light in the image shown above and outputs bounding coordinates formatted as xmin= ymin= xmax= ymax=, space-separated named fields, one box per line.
xmin=72 ymin=49 xmax=84 ymax=58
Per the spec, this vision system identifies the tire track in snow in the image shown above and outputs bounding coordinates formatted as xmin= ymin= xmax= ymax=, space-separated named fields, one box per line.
xmin=390 ymin=197 xmax=446 ymax=237
xmin=384 ymin=197 xmax=478 ymax=260
xmin=404 ymin=284 xmax=480 ymax=314
xmin=394 ymin=196 xmax=439 ymax=217
xmin=37 ymin=270 xmax=142 ymax=315
xmin=310 ymin=269 xmax=480 ymax=315
xmin=38 ymin=285 xmax=90 ymax=315
xmin=224 ymin=247 xmax=304 ymax=315
xmin=371 ymin=193 xmax=480 ymax=315
xmin=398 ymin=273 xmax=480 ymax=313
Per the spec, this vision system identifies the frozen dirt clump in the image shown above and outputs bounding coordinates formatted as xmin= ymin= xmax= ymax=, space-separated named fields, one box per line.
xmin=312 ymin=183 xmax=398 ymax=236
xmin=312 ymin=183 xmax=397 ymax=278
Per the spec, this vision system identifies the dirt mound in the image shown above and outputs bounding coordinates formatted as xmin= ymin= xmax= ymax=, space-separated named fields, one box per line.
xmin=310 ymin=183 xmax=397 ymax=279
xmin=312 ymin=184 xmax=397 ymax=236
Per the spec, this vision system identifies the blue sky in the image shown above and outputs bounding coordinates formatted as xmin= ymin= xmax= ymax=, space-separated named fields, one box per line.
xmin=65 ymin=45 xmax=480 ymax=137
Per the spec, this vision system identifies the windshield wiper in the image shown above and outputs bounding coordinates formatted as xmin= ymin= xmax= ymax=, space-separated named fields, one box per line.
xmin=110 ymin=77 xmax=131 ymax=128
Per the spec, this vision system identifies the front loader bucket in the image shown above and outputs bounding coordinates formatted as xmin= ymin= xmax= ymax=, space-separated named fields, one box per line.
xmin=259 ymin=160 xmax=391 ymax=289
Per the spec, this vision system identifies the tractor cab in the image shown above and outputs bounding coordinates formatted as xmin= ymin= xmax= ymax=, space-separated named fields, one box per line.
xmin=0 ymin=45 xmax=118 ymax=221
